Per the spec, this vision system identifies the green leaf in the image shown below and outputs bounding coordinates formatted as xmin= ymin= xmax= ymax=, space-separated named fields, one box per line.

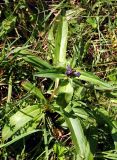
xmin=2 ymin=105 xmax=42 ymax=141
xmin=19 ymin=50 xmax=52 ymax=69
xmin=112 ymin=121 xmax=117 ymax=150
xmin=34 ymin=72 xmax=66 ymax=79
xmin=53 ymin=143 xmax=67 ymax=158
xmin=107 ymin=69 xmax=117 ymax=82
xmin=58 ymin=80 xmax=73 ymax=103
xmin=21 ymin=80 xmax=47 ymax=103
xmin=77 ymin=70 xmax=113 ymax=90
xmin=0 ymin=16 xmax=16 ymax=38
xmin=96 ymin=150 xmax=117 ymax=160
xmin=66 ymin=7 xmax=85 ymax=21
xmin=0 ymin=129 xmax=40 ymax=148
xmin=48 ymin=24 xmax=55 ymax=54
xmin=64 ymin=116 xmax=93 ymax=160
xmin=34 ymin=68 xmax=66 ymax=79
xmin=96 ymin=108 xmax=117 ymax=149
xmin=54 ymin=16 xmax=68 ymax=67
xmin=73 ymin=107 xmax=93 ymax=122
xmin=43 ymin=0 xmax=65 ymax=23
xmin=86 ymin=17 xmax=97 ymax=29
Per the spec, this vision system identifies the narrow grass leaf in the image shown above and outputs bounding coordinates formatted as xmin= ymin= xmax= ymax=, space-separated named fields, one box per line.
xmin=43 ymin=0 xmax=65 ymax=23
xmin=96 ymin=150 xmax=117 ymax=160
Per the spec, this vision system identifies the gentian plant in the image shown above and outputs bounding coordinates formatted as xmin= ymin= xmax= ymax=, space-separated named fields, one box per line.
xmin=0 ymin=14 xmax=116 ymax=160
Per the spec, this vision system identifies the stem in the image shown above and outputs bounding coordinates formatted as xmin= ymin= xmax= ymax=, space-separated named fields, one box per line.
xmin=7 ymin=75 xmax=12 ymax=103
xmin=43 ymin=117 xmax=48 ymax=160
xmin=49 ymin=78 xmax=59 ymax=102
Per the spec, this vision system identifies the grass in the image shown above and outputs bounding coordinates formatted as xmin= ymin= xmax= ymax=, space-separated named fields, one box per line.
xmin=0 ymin=0 xmax=117 ymax=160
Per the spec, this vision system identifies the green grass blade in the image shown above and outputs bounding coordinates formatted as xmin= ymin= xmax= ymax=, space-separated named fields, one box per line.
xmin=43 ymin=0 xmax=65 ymax=23
xmin=96 ymin=150 xmax=117 ymax=160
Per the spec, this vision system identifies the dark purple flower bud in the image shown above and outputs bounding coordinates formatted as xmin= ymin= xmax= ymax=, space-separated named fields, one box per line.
xmin=65 ymin=65 xmax=73 ymax=75
xmin=65 ymin=65 xmax=81 ymax=78
xmin=73 ymin=71 xmax=81 ymax=77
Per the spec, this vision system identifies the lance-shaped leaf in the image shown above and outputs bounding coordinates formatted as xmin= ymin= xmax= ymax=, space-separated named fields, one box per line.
xmin=76 ymin=70 xmax=114 ymax=90
xmin=2 ymin=105 xmax=42 ymax=141
xmin=64 ymin=116 xmax=93 ymax=160
xmin=34 ymin=67 xmax=66 ymax=79
xmin=34 ymin=72 xmax=66 ymax=79
xmin=19 ymin=50 xmax=52 ymax=70
xmin=54 ymin=16 xmax=68 ymax=67
xmin=21 ymin=80 xmax=47 ymax=103
xmin=0 ymin=129 xmax=40 ymax=148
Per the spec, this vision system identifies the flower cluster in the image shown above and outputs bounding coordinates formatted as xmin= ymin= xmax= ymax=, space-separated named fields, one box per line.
xmin=65 ymin=65 xmax=81 ymax=77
